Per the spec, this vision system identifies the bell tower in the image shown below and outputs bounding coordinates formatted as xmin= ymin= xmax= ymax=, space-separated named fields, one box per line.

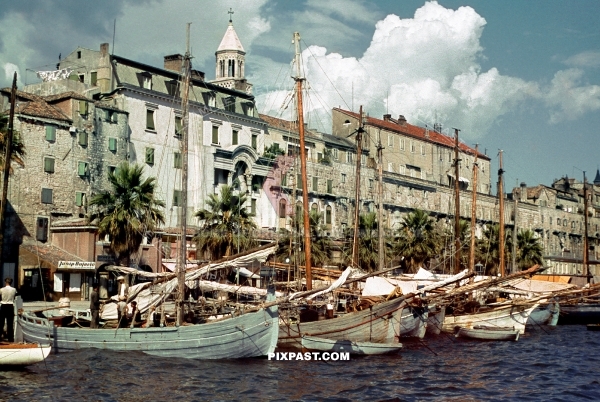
xmin=212 ymin=9 xmax=252 ymax=94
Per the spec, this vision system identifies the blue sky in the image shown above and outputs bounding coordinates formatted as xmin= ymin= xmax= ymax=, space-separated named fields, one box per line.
xmin=1 ymin=0 xmax=599 ymax=190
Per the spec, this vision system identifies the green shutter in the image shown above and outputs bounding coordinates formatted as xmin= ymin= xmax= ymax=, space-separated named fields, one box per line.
xmin=327 ymin=179 xmax=333 ymax=194
xmin=146 ymin=110 xmax=155 ymax=130
xmin=90 ymin=72 xmax=97 ymax=86
xmin=252 ymin=134 xmax=257 ymax=150
xmin=312 ymin=177 xmax=318 ymax=191
xmin=44 ymin=157 xmax=55 ymax=173
xmin=45 ymin=125 xmax=56 ymax=142
xmin=175 ymin=116 xmax=182 ymax=138
xmin=78 ymin=131 xmax=88 ymax=147
xmin=75 ymin=192 xmax=84 ymax=206
xmin=79 ymin=101 xmax=88 ymax=115
xmin=173 ymin=190 xmax=181 ymax=206
xmin=281 ymin=173 xmax=287 ymax=187
xmin=232 ymin=130 xmax=238 ymax=145
xmin=146 ymin=148 xmax=154 ymax=165
xmin=212 ymin=126 xmax=219 ymax=144
xmin=108 ymin=137 xmax=117 ymax=151
xmin=174 ymin=152 xmax=182 ymax=169
xmin=78 ymin=161 xmax=87 ymax=176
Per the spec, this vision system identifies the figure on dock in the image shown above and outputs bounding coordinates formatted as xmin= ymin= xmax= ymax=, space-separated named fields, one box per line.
xmin=90 ymin=284 xmax=101 ymax=329
xmin=0 ymin=278 xmax=16 ymax=342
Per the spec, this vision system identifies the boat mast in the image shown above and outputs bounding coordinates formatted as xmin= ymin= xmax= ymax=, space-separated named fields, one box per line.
xmin=498 ymin=150 xmax=505 ymax=277
xmin=469 ymin=145 xmax=479 ymax=274
xmin=351 ymin=106 xmax=365 ymax=268
xmin=177 ymin=24 xmax=192 ymax=326
xmin=0 ymin=72 xmax=17 ymax=268
xmin=377 ymin=129 xmax=384 ymax=272
xmin=511 ymin=179 xmax=518 ymax=274
xmin=293 ymin=32 xmax=312 ymax=290
xmin=583 ymin=172 xmax=590 ymax=283
xmin=453 ymin=128 xmax=461 ymax=274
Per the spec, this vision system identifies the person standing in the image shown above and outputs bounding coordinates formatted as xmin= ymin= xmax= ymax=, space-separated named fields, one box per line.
xmin=90 ymin=284 xmax=101 ymax=329
xmin=0 ymin=278 xmax=17 ymax=342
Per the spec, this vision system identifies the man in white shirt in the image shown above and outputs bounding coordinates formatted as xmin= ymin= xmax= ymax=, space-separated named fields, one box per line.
xmin=0 ymin=278 xmax=16 ymax=342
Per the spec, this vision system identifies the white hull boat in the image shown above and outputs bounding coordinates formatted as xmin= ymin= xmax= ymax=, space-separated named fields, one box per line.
xmin=0 ymin=343 xmax=51 ymax=366
xmin=455 ymin=326 xmax=520 ymax=341
xmin=443 ymin=302 xmax=540 ymax=335
xmin=301 ymin=335 xmax=402 ymax=355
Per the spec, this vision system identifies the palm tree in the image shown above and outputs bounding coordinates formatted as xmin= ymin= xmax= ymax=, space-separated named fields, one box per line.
xmin=277 ymin=208 xmax=331 ymax=267
xmin=395 ymin=209 xmax=441 ymax=272
xmin=476 ymin=224 xmax=512 ymax=275
xmin=194 ymin=184 xmax=257 ymax=260
xmin=88 ymin=162 xmax=165 ymax=266
xmin=342 ymin=212 xmax=391 ymax=272
xmin=516 ymin=229 xmax=544 ymax=270
xmin=0 ymin=120 xmax=26 ymax=171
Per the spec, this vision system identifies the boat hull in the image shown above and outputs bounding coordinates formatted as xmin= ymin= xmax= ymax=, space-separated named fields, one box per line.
xmin=18 ymin=303 xmax=278 ymax=359
xmin=558 ymin=303 xmax=600 ymax=325
xmin=400 ymin=305 xmax=428 ymax=338
xmin=456 ymin=326 xmax=520 ymax=341
xmin=278 ymin=297 xmax=405 ymax=348
xmin=528 ymin=301 xmax=560 ymax=327
xmin=0 ymin=343 xmax=51 ymax=366
xmin=442 ymin=303 xmax=539 ymax=335
xmin=426 ymin=305 xmax=446 ymax=336
xmin=301 ymin=335 xmax=402 ymax=355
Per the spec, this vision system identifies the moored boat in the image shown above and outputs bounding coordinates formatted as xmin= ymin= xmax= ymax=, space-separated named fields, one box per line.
xmin=301 ymin=335 xmax=402 ymax=355
xmin=455 ymin=326 xmax=520 ymax=341
xmin=0 ymin=342 xmax=51 ymax=366
xmin=443 ymin=301 xmax=540 ymax=335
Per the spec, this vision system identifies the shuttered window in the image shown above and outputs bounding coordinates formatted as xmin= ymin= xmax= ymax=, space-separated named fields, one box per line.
xmin=232 ymin=130 xmax=238 ymax=145
xmin=146 ymin=109 xmax=155 ymax=130
xmin=108 ymin=137 xmax=117 ymax=152
xmin=79 ymin=101 xmax=88 ymax=115
xmin=78 ymin=161 xmax=88 ymax=177
xmin=175 ymin=116 xmax=182 ymax=138
xmin=41 ymin=188 xmax=53 ymax=204
xmin=43 ymin=157 xmax=55 ymax=173
xmin=45 ymin=125 xmax=56 ymax=142
xmin=78 ymin=131 xmax=88 ymax=147
xmin=75 ymin=192 xmax=85 ymax=206
xmin=212 ymin=126 xmax=219 ymax=144
xmin=145 ymin=148 xmax=154 ymax=165
xmin=174 ymin=152 xmax=182 ymax=169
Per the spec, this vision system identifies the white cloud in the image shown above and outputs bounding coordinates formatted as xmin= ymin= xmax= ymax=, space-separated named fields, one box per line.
xmin=544 ymin=68 xmax=600 ymax=123
xmin=564 ymin=51 xmax=600 ymax=68
xmin=3 ymin=63 xmax=22 ymax=86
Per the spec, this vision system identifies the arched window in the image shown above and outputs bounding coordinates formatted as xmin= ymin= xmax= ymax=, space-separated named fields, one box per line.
xmin=311 ymin=203 xmax=318 ymax=213
xmin=279 ymin=199 xmax=287 ymax=218
xmin=228 ymin=59 xmax=235 ymax=77
xmin=325 ymin=205 xmax=332 ymax=225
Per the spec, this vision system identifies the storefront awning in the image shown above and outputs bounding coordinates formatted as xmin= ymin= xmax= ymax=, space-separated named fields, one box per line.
xmin=20 ymin=241 xmax=91 ymax=271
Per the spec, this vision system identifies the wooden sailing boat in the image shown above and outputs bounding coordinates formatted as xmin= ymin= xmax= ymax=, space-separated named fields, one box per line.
xmin=19 ymin=25 xmax=279 ymax=359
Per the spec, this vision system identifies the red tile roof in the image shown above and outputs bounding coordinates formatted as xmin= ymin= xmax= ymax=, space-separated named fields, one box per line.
xmin=334 ymin=108 xmax=490 ymax=160
xmin=1 ymin=88 xmax=71 ymax=122
xmin=44 ymin=91 xmax=90 ymax=102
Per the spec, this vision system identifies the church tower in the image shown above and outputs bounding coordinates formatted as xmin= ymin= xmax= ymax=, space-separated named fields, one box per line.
xmin=212 ymin=10 xmax=252 ymax=94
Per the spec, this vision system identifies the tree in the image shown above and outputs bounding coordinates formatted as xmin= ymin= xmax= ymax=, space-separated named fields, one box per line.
xmin=342 ymin=212 xmax=391 ymax=272
xmin=88 ymin=162 xmax=165 ymax=266
xmin=0 ymin=117 xmax=26 ymax=171
xmin=263 ymin=143 xmax=285 ymax=160
xmin=516 ymin=229 xmax=544 ymax=270
xmin=394 ymin=209 xmax=441 ymax=272
xmin=194 ymin=184 xmax=257 ymax=260
xmin=277 ymin=208 xmax=331 ymax=267
xmin=475 ymin=224 xmax=512 ymax=275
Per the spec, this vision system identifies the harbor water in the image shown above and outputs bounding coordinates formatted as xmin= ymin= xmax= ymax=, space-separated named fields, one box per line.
xmin=1 ymin=325 xmax=599 ymax=401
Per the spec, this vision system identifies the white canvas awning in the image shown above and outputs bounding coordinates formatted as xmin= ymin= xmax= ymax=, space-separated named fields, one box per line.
xmin=448 ymin=174 xmax=470 ymax=183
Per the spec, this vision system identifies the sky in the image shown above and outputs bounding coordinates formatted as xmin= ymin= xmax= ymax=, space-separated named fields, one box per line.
xmin=1 ymin=0 xmax=599 ymax=191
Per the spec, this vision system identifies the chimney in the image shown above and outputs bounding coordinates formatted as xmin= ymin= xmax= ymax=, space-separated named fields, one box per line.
xmin=164 ymin=54 xmax=184 ymax=73
xmin=100 ymin=43 xmax=109 ymax=57
xmin=398 ymin=115 xmax=407 ymax=126
xmin=520 ymin=182 xmax=527 ymax=203
xmin=383 ymin=114 xmax=392 ymax=121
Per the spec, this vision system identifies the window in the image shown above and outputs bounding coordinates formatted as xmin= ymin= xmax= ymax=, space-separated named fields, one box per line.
xmin=333 ymin=148 xmax=339 ymax=160
xmin=145 ymin=147 xmax=154 ymax=165
xmin=78 ymin=161 xmax=88 ymax=177
xmin=361 ymin=154 xmax=366 ymax=166
xmin=281 ymin=173 xmax=287 ymax=187
xmin=142 ymin=74 xmax=152 ymax=90
xmin=232 ymin=130 xmax=238 ymax=145
xmin=78 ymin=131 xmax=88 ymax=147
xmin=326 ymin=205 xmax=332 ymax=225
xmin=75 ymin=192 xmax=85 ymax=207
xmin=251 ymin=199 xmax=256 ymax=215
xmin=36 ymin=217 xmax=49 ymax=242
xmin=205 ymin=93 xmax=216 ymax=107
xmin=212 ymin=126 xmax=219 ymax=144
xmin=166 ymin=80 xmax=179 ymax=97
xmin=175 ymin=116 xmax=182 ymax=138
xmin=317 ymin=152 xmax=323 ymax=163
xmin=79 ymin=101 xmax=88 ymax=116
xmin=104 ymin=109 xmax=117 ymax=123
xmin=45 ymin=125 xmax=56 ymax=142
xmin=279 ymin=199 xmax=287 ymax=218
xmin=388 ymin=162 xmax=394 ymax=172
xmin=327 ymin=179 xmax=333 ymax=194
xmin=225 ymin=96 xmax=235 ymax=112
xmin=108 ymin=137 xmax=117 ymax=152
xmin=297 ymin=174 xmax=302 ymax=189
xmin=399 ymin=165 xmax=406 ymax=175
xmin=369 ymin=179 xmax=374 ymax=189
xmin=388 ymin=134 xmax=394 ymax=148
xmin=173 ymin=190 xmax=182 ymax=207
xmin=251 ymin=134 xmax=257 ymax=150
xmin=90 ymin=72 xmax=97 ymax=86
xmin=108 ymin=166 xmax=116 ymax=175
xmin=341 ymin=173 xmax=346 ymax=183
xmin=421 ymin=144 xmax=425 ymax=155
xmin=399 ymin=138 xmax=405 ymax=150
xmin=410 ymin=141 xmax=415 ymax=153
xmin=43 ymin=157 xmax=55 ymax=173
xmin=174 ymin=152 xmax=182 ymax=169
xmin=312 ymin=177 xmax=318 ymax=191
xmin=347 ymin=152 xmax=353 ymax=164
xmin=146 ymin=109 xmax=155 ymax=130
xmin=41 ymin=188 xmax=53 ymax=204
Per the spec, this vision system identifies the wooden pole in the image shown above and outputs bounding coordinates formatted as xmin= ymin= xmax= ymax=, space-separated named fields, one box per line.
xmin=583 ymin=172 xmax=590 ymax=283
xmin=0 ymin=72 xmax=17 ymax=270
xmin=453 ymin=128 xmax=461 ymax=274
xmin=469 ymin=145 xmax=478 ymax=274
xmin=294 ymin=32 xmax=312 ymax=290
xmin=377 ymin=130 xmax=384 ymax=272
xmin=511 ymin=179 xmax=518 ymax=274
xmin=498 ymin=150 xmax=505 ymax=277
xmin=351 ymin=106 xmax=364 ymax=268
xmin=177 ymin=24 xmax=191 ymax=326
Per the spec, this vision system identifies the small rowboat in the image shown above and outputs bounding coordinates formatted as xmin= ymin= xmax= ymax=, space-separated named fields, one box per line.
xmin=455 ymin=326 xmax=520 ymax=341
xmin=0 ymin=343 xmax=51 ymax=366
xmin=301 ymin=335 xmax=402 ymax=355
